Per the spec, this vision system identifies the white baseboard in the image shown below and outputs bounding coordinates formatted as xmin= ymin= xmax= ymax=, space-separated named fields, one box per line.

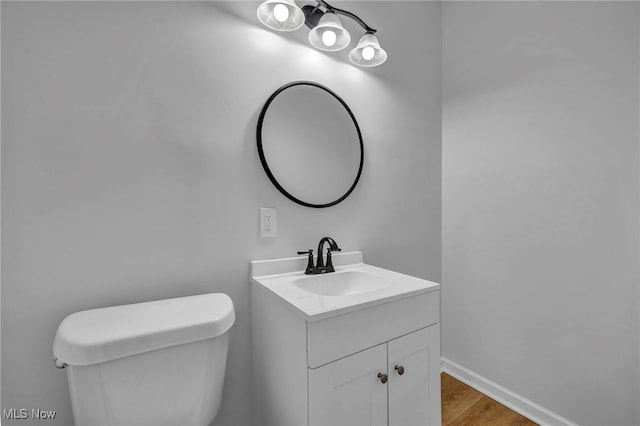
xmin=441 ymin=357 xmax=578 ymax=426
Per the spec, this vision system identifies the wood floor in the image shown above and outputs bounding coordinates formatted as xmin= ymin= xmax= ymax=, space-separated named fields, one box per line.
xmin=441 ymin=373 xmax=538 ymax=426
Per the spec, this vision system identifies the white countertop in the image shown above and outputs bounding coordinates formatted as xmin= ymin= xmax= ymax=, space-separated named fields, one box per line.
xmin=250 ymin=251 xmax=440 ymax=321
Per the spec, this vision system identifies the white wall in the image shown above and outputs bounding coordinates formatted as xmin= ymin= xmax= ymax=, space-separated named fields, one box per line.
xmin=442 ymin=2 xmax=639 ymax=425
xmin=1 ymin=1 xmax=441 ymax=425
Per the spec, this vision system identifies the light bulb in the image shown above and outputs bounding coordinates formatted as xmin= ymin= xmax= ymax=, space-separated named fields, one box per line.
xmin=362 ymin=46 xmax=375 ymax=61
xmin=273 ymin=4 xmax=289 ymax=23
xmin=322 ymin=30 xmax=337 ymax=47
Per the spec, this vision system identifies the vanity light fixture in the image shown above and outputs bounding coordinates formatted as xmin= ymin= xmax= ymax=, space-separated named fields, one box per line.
xmin=256 ymin=0 xmax=388 ymax=67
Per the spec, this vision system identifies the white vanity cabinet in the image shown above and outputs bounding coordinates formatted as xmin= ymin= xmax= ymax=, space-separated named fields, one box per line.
xmin=251 ymin=260 xmax=441 ymax=426
xmin=309 ymin=325 xmax=441 ymax=426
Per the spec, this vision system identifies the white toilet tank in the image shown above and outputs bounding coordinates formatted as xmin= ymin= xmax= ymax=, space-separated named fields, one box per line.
xmin=53 ymin=293 xmax=235 ymax=426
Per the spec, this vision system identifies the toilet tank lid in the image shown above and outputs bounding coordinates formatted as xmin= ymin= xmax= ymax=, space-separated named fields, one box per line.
xmin=53 ymin=293 xmax=235 ymax=366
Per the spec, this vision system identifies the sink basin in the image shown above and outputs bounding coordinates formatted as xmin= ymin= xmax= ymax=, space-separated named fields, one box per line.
xmin=293 ymin=271 xmax=391 ymax=296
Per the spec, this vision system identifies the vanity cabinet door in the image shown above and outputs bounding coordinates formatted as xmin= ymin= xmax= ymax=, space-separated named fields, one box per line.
xmin=308 ymin=343 xmax=387 ymax=426
xmin=388 ymin=325 xmax=441 ymax=426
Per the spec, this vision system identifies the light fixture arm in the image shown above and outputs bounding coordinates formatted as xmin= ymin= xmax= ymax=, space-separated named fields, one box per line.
xmin=316 ymin=0 xmax=377 ymax=34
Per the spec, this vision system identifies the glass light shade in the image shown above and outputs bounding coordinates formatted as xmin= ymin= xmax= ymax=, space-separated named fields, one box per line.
xmin=257 ymin=0 xmax=305 ymax=32
xmin=308 ymin=13 xmax=351 ymax=51
xmin=349 ymin=33 xmax=387 ymax=67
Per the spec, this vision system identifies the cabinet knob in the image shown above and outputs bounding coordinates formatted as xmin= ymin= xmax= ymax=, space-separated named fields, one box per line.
xmin=377 ymin=372 xmax=388 ymax=384
xmin=394 ymin=365 xmax=405 ymax=375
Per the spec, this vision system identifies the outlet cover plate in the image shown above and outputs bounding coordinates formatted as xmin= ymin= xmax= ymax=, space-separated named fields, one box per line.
xmin=260 ymin=208 xmax=277 ymax=238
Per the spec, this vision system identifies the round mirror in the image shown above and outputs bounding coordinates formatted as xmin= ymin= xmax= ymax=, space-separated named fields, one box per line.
xmin=257 ymin=81 xmax=364 ymax=208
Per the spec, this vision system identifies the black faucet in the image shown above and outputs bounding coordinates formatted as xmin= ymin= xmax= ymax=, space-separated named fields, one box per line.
xmin=316 ymin=237 xmax=341 ymax=273
xmin=297 ymin=237 xmax=341 ymax=275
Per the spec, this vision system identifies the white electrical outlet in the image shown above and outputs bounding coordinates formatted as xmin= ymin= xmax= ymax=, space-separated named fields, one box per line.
xmin=259 ymin=208 xmax=277 ymax=238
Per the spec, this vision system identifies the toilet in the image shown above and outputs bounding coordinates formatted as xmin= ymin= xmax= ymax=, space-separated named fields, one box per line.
xmin=53 ymin=293 xmax=235 ymax=426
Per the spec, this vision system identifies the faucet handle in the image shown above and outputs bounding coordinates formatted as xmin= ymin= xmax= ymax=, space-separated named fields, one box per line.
xmin=325 ymin=248 xmax=337 ymax=273
xmin=297 ymin=250 xmax=315 ymax=275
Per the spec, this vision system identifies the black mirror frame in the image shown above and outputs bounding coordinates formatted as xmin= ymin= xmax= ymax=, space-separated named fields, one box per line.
xmin=256 ymin=81 xmax=364 ymax=208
